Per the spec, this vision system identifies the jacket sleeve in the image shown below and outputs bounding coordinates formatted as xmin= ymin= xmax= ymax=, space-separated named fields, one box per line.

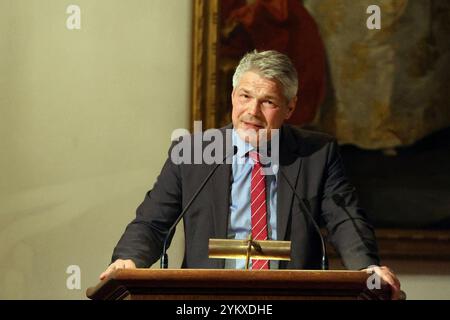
xmin=320 ymin=140 xmax=380 ymax=270
xmin=111 ymin=142 xmax=182 ymax=268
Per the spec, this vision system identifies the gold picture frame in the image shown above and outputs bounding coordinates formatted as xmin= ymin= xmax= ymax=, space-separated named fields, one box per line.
xmin=191 ymin=0 xmax=220 ymax=130
xmin=190 ymin=0 xmax=450 ymax=261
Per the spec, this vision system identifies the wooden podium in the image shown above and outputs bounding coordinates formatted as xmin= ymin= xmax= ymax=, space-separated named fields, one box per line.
xmin=86 ymin=269 xmax=392 ymax=300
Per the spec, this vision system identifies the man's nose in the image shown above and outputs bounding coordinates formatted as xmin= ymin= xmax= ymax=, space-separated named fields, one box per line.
xmin=247 ymin=100 xmax=261 ymax=116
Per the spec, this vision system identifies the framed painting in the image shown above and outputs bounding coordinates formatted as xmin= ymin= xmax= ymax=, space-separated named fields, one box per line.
xmin=190 ymin=0 xmax=450 ymax=260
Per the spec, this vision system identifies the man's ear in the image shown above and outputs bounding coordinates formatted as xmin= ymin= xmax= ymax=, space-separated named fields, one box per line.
xmin=285 ymin=96 xmax=297 ymax=119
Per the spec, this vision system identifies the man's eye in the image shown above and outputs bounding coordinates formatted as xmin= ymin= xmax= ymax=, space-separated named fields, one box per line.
xmin=264 ymin=100 xmax=276 ymax=107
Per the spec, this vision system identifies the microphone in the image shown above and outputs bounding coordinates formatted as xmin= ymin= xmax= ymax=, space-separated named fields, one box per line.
xmin=279 ymin=170 xmax=329 ymax=270
xmin=160 ymin=145 xmax=238 ymax=269
xmin=332 ymin=193 xmax=372 ymax=253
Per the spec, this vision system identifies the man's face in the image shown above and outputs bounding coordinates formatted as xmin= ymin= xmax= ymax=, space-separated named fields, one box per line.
xmin=231 ymin=71 xmax=297 ymax=146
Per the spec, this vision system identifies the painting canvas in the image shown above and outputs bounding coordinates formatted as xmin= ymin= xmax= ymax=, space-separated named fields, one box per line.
xmin=191 ymin=0 xmax=450 ymax=258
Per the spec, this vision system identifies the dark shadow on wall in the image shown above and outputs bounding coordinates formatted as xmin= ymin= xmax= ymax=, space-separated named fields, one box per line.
xmin=340 ymin=126 xmax=450 ymax=229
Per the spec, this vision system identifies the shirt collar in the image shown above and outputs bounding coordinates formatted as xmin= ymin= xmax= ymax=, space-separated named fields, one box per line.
xmin=231 ymin=129 xmax=273 ymax=163
xmin=232 ymin=129 xmax=278 ymax=177
xmin=232 ymin=129 xmax=255 ymax=159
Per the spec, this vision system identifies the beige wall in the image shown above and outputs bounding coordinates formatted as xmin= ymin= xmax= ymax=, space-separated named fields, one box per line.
xmin=384 ymin=260 xmax=450 ymax=300
xmin=0 ymin=0 xmax=190 ymax=299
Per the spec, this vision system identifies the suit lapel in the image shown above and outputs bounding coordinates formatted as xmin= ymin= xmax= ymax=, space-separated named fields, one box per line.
xmin=210 ymin=125 xmax=233 ymax=240
xmin=277 ymin=125 xmax=302 ymax=241
xmin=211 ymin=162 xmax=232 ymax=240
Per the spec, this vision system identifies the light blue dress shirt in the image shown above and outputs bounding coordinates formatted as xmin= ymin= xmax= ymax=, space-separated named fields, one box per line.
xmin=225 ymin=129 xmax=278 ymax=269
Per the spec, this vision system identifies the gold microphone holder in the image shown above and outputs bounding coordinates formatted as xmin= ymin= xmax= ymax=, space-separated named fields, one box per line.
xmin=208 ymin=235 xmax=291 ymax=269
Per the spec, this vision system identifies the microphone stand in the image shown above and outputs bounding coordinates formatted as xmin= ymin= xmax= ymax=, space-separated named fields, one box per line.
xmin=160 ymin=146 xmax=238 ymax=269
xmin=280 ymin=170 xmax=329 ymax=270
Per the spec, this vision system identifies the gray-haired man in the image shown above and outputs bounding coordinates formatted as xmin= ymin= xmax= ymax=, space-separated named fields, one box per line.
xmin=101 ymin=50 xmax=401 ymax=299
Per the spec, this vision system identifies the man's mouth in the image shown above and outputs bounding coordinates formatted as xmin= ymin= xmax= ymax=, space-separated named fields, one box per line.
xmin=242 ymin=121 xmax=264 ymax=129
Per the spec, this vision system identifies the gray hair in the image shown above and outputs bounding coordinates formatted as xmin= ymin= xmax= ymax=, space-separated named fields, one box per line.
xmin=232 ymin=50 xmax=299 ymax=102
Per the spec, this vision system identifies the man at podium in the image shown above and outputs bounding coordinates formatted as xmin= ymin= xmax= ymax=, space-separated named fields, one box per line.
xmin=99 ymin=50 xmax=401 ymax=299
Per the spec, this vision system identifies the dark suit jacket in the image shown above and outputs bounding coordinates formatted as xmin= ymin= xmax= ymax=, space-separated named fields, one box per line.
xmin=112 ymin=124 xmax=380 ymax=270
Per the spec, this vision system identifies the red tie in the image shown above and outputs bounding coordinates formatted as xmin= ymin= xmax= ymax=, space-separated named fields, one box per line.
xmin=249 ymin=151 xmax=269 ymax=270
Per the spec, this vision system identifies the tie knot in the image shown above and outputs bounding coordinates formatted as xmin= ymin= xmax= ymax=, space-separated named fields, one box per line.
xmin=249 ymin=151 xmax=260 ymax=163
